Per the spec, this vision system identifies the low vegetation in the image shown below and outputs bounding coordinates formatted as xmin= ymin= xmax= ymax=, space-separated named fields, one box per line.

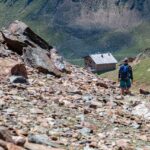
xmin=0 ymin=1 xmax=150 ymax=62
xmin=114 ymin=22 xmax=150 ymax=61
xmin=100 ymin=58 xmax=150 ymax=90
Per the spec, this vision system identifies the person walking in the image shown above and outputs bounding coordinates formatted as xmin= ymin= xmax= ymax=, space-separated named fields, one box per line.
xmin=118 ymin=58 xmax=133 ymax=95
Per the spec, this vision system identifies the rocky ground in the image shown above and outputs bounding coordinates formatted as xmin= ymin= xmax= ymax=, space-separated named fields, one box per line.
xmin=0 ymin=21 xmax=150 ymax=150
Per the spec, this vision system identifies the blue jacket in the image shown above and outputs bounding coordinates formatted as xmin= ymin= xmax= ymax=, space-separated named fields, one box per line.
xmin=118 ymin=64 xmax=133 ymax=80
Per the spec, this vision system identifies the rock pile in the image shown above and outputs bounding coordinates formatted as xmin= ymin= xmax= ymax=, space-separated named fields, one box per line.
xmin=0 ymin=21 xmax=150 ymax=150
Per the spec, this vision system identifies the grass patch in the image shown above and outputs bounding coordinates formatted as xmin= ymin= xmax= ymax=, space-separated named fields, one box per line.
xmin=133 ymin=58 xmax=150 ymax=85
xmin=67 ymin=58 xmax=84 ymax=67
xmin=100 ymin=58 xmax=150 ymax=90
xmin=114 ymin=22 xmax=150 ymax=61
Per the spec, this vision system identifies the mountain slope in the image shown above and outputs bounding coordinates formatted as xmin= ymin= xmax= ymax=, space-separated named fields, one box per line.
xmin=101 ymin=48 xmax=150 ymax=90
xmin=0 ymin=0 xmax=150 ymax=60
xmin=0 ymin=21 xmax=150 ymax=149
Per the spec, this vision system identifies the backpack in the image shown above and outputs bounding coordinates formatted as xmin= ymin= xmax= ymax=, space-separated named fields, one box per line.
xmin=120 ymin=65 xmax=130 ymax=80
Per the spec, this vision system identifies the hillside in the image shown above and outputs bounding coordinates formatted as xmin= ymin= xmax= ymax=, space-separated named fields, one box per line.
xmin=0 ymin=0 xmax=150 ymax=61
xmin=101 ymin=48 xmax=150 ymax=90
xmin=0 ymin=20 xmax=150 ymax=149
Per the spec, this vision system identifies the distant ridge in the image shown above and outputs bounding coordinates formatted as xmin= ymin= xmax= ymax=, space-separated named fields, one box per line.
xmin=0 ymin=0 xmax=150 ymax=61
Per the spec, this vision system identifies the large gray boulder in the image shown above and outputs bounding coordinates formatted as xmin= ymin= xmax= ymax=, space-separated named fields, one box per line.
xmin=0 ymin=20 xmax=69 ymax=77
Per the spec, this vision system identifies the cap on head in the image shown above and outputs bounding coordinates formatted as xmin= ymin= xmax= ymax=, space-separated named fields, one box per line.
xmin=123 ymin=57 xmax=128 ymax=63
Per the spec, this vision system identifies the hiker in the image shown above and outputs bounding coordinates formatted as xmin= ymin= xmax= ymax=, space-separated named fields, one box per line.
xmin=118 ymin=58 xmax=133 ymax=95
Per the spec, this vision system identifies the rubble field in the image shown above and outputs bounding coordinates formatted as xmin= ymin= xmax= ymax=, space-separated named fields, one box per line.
xmin=0 ymin=20 xmax=150 ymax=150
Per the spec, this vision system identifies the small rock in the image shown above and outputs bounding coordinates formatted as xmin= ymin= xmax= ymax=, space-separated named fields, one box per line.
xmin=84 ymin=109 xmax=90 ymax=114
xmin=132 ymin=102 xmax=150 ymax=119
xmin=82 ymin=94 xmax=93 ymax=102
xmin=7 ymin=142 xmax=26 ymax=150
xmin=0 ymin=127 xmax=14 ymax=143
xmin=115 ymin=95 xmax=124 ymax=100
xmin=0 ymin=100 xmax=5 ymax=110
xmin=28 ymin=134 xmax=60 ymax=148
xmin=89 ymin=101 xmax=102 ymax=109
xmin=0 ymin=91 xmax=3 ymax=97
xmin=139 ymin=88 xmax=150 ymax=95
xmin=16 ymin=130 xmax=28 ymax=136
xmin=58 ymin=101 xmax=64 ymax=106
xmin=0 ymin=139 xmax=25 ymax=150
xmin=30 ymin=108 xmax=44 ymax=114
xmin=96 ymin=82 xmax=108 ymax=89
xmin=89 ymin=142 xmax=98 ymax=148
xmin=9 ymin=75 xmax=28 ymax=84
xmin=89 ymin=104 xmax=97 ymax=109
xmin=143 ymin=146 xmax=150 ymax=150
xmin=137 ymin=135 xmax=148 ymax=141
xmin=12 ymin=136 xmax=26 ymax=146
xmin=116 ymin=139 xmax=130 ymax=149
xmin=79 ymin=128 xmax=93 ymax=136
xmin=4 ymin=108 xmax=16 ymax=115
xmin=25 ymin=142 xmax=64 ymax=150
xmin=130 ymin=122 xmax=141 ymax=129
xmin=51 ymin=136 xmax=58 ymax=141
xmin=67 ymin=90 xmax=82 ymax=95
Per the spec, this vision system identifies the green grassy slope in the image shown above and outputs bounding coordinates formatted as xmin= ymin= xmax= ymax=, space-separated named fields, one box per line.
xmin=114 ymin=22 xmax=150 ymax=61
xmin=101 ymin=58 xmax=150 ymax=90
xmin=133 ymin=58 xmax=150 ymax=85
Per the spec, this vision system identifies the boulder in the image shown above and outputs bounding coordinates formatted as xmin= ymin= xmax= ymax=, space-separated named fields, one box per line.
xmin=0 ymin=31 xmax=28 ymax=55
xmin=0 ymin=46 xmax=14 ymax=58
xmin=1 ymin=20 xmax=68 ymax=77
xmin=10 ymin=64 xmax=28 ymax=79
xmin=23 ymin=47 xmax=62 ymax=77
xmin=9 ymin=63 xmax=28 ymax=84
xmin=8 ymin=20 xmax=52 ymax=50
